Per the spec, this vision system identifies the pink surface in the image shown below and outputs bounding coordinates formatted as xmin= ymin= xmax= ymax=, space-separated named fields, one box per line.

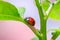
xmin=0 ymin=21 xmax=35 ymax=40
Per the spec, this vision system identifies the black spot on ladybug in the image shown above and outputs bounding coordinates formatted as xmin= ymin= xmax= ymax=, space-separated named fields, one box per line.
xmin=25 ymin=17 xmax=35 ymax=26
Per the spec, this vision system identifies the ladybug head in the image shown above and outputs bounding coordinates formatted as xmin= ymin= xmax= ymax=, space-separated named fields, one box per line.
xmin=25 ymin=17 xmax=35 ymax=26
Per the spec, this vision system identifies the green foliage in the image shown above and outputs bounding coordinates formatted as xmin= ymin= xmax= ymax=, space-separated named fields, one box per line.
xmin=0 ymin=1 xmax=23 ymax=21
xmin=18 ymin=7 xmax=25 ymax=18
xmin=52 ymin=28 xmax=60 ymax=40
xmin=0 ymin=0 xmax=60 ymax=40
xmin=0 ymin=1 xmax=41 ymax=39
xmin=32 ymin=37 xmax=39 ymax=40
xmin=49 ymin=1 xmax=60 ymax=20
xmin=41 ymin=0 xmax=50 ymax=11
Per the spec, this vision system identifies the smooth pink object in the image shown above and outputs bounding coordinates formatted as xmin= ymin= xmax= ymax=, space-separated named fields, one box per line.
xmin=0 ymin=21 xmax=35 ymax=40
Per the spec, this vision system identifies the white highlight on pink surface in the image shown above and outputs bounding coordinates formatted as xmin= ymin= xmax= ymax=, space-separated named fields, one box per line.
xmin=0 ymin=21 xmax=35 ymax=40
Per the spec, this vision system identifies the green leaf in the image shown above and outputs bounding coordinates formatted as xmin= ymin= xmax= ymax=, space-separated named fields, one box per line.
xmin=51 ymin=28 xmax=60 ymax=40
xmin=41 ymin=0 xmax=50 ymax=11
xmin=52 ymin=31 xmax=60 ymax=40
xmin=56 ymin=0 xmax=60 ymax=1
xmin=49 ymin=1 xmax=60 ymax=20
xmin=0 ymin=1 xmax=23 ymax=22
xmin=18 ymin=7 xmax=25 ymax=18
xmin=32 ymin=37 xmax=39 ymax=40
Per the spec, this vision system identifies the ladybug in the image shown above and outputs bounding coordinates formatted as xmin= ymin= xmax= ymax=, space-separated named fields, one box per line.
xmin=25 ymin=17 xmax=35 ymax=26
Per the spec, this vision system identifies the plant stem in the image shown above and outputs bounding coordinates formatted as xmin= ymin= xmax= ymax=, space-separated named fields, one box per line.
xmin=38 ymin=6 xmax=47 ymax=40
xmin=23 ymin=20 xmax=42 ymax=39
xmin=46 ymin=3 xmax=53 ymax=15
xmin=35 ymin=0 xmax=47 ymax=40
xmin=40 ymin=18 xmax=47 ymax=40
xmin=46 ymin=3 xmax=54 ymax=19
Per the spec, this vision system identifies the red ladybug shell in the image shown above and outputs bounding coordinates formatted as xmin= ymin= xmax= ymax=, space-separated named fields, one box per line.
xmin=25 ymin=17 xmax=35 ymax=26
